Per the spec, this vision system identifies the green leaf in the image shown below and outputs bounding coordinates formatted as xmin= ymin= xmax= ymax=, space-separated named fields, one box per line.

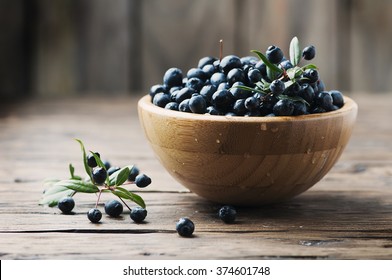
xmin=89 ymin=151 xmax=110 ymax=185
xmin=109 ymin=165 xmax=134 ymax=186
xmin=68 ymin=164 xmax=82 ymax=180
xmin=111 ymin=186 xmax=146 ymax=208
xmin=301 ymin=64 xmax=318 ymax=70
xmin=277 ymin=94 xmax=310 ymax=107
xmin=54 ymin=179 xmax=99 ymax=193
xmin=75 ymin=139 xmax=93 ymax=182
xmin=39 ymin=179 xmax=75 ymax=207
xmin=115 ymin=167 xmax=130 ymax=186
xmin=251 ymin=50 xmax=283 ymax=74
xmin=289 ymin=36 xmax=301 ymax=66
xmin=231 ymin=85 xmax=267 ymax=95
xmin=286 ymin=66 xmax=303 ymax=81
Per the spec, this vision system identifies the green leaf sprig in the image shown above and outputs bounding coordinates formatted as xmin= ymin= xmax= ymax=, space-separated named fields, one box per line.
xmin=233 ymin=36 xmax=318 ymax=106
xmin=39 ymin=139 xmax=146 ymax=210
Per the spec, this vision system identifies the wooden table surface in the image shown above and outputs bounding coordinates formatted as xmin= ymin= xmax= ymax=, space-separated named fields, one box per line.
xmin=0 ymin=93 xmax=391 ymax=260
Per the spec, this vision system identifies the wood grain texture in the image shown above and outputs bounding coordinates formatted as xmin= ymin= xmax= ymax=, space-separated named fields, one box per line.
xmin=0 ymin=93 xmax=391 ymax=259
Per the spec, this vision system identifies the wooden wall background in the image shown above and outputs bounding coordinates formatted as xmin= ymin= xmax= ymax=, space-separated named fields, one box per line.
xmin=1 ymin=0 xmax=392 ymax=99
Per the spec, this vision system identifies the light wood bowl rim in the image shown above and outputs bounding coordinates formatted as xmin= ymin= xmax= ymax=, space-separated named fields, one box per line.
xmin=138 ymin=95 xmax=357 ymax=122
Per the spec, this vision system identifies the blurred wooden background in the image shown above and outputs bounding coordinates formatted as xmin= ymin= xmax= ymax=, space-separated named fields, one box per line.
xmin=1 ymin=0 xmax=392 ymax=99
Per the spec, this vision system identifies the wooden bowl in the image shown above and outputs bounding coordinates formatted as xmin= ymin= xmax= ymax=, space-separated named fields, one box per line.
xmin=138 ymin=95 xmax=358 ymax=206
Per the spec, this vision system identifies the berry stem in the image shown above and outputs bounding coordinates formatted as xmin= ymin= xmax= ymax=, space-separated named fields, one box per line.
xmin=219 ymin=39 xmax=223 ymax=62
xmin=95 ymin=188 xmax=104 ymax=208
xmin=118 ymin=196 xmax=132 ymax=212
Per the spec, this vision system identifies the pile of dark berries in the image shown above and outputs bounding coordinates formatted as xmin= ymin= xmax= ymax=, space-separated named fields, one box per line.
xmin=149 ymin=37 xmax=344 ymax=117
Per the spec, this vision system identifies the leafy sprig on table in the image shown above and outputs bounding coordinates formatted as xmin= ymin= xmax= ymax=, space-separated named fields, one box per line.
xmin=39 ymin=139 xmax=145 ymax=210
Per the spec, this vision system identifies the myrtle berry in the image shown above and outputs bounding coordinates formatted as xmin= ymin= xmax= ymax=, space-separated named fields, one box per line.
xmin=206 ymin=106 xmax=222 ymax=115
xmin=269 ymin=79 xmax=285 ymax=95
xmin=197 ymin=56 xmax=217 ymax=69
xmin=227 ymin=68 xmax=246 ymax=86
xmin=186 ymin=77 xmax=204 ymax=92
xmin=218 ymin=205 xmax=237 ymax=223
xmin=87 ymin=208 xmax=102 ymax=223
xmin=87 ymin=152 xmax=100 ymax=168
xmin=128 ymin=166 xmax=140 ymax=181
xmin=135 ymin=174 xmax=152 ymax=188
xmin=266 ymin=45 xmax=284 ymax=64
xmin=302 ymin=45 xmax=316 ymax=60
xmin=164 ymin=102 xmax=179 ymax=111
xmin=232 ymin=99 xmax=247 ymax=116
xmin=179 ymin=99 xmax=192 ymax=113
xmin=163 ymin=67 xmax=183 ymax=88
xmin=247 ymin=68 xmax=262 ymax=84
xmin=153 ymin=92 xmax=171 ymax=108
xmin=293 ymin=101 xmax=308 ymax=116
xmin=330 ymin=90 xmax=344 ymax=108
xmin=187 ymin=68 xmax=207 ymax=82
xmin=211 ymin=89 xmax=234 ymax=111
xmin=273 ymin=99 xmax=295 ymax=116
xmin=298 ymin=83 xmax=315 ymax=104
xmin=107 ymin=166 xmax=120 ymax=176
xmin=279 ymin=59 xmax=294 ymax=70
xmin=302 ymin=69 xmax=319 ymax=83
xmin=210 ymin=72 xmax=227 ymax=87
xmin=316 ymin=91 xmax=334 ymax=111
xmin=176 ymin=217 xmax=195 ymax=237
xmin=92 ymin=167 xmax=107 ymax=185
xmin=58 ymin=197 xmax=75 ymax=214
xmin=244 ymin=96 xmax=260 ymax=110
xmin=130 ymin=206 xmax=147 ymax=223
xmin=219 ymin=55 xmax=242 ymax=74
xmin=103 ymin=160 xmax=111 ymax=170
xmin=200 ymin=84 xmax=217 ymax=102
xmin=202 ymin=64 xmax=215 ymax=79
xmin=104 ymin=200 xmax=123 ymax=218
xmin=175 ymin=87 xmax=194 ymax=103
xmin=189 ymin=95 xmax=207 ymax=114
xmin=149 ymin=84 xmax=167 ymax=100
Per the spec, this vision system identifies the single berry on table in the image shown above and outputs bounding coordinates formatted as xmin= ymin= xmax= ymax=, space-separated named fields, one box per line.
xmin=218 ymin=205 xmax=237 ymax=223
xmin=92 ymin=167 xmax=107 ymax=185
xmin=87 ymin=208 xmax=102 ymax=223
xmin=176 ymin=217 xmax=195 ymax=237
xmin=104 ymin=199 xmax=123 ymax=218
xmin=58 ymin=196 xmax=75 ymax=214
xmin=107 ymin=166 xmax=120 ymax=176
xmin=135 ymin=174 xmax=152 ymax=188
xmin=128 ymin=166 xmax=140 ymax=181
xmin=87 ymin=152 xmax=100 ymax=168
xmin=130 ymin=206 xmax=148 ymax=223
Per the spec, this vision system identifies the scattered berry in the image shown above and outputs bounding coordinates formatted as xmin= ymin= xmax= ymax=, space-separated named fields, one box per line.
xmin=130 ymin=206 xmax=147 ymax=223
xmin=87 ymin=208 xmax=102 ymax=223
xmin=218 ymin=205 xmax=237 ymax=223
xmin=302 ymin=45 xmax=316 ymax=60
xmin=104 ymin=200 xmax=123 ymax=217
xmin=135 ymin=174 xmax=152 ymax=188
xmin=176 ymin=217 xmax=195 ymax=237
xmin=128 ymin=166 xmax=140 ymax=181
xmin=58 ymin=197 xmax=75 ymax=214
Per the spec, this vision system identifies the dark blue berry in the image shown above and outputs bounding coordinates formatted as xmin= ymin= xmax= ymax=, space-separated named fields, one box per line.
xmin=211 ymin=89 xmax=234 ymax=111
xmin=130 ymin=206 xmax=147 ymax=223
xmin=153 ymin=92 xmax=171 ymax=108
xmin=219 ymin=55 xmax=242 ymax=74
xmin=230 ymin=82 xmax=250 ymax=99
xmin=316 ymin=91 xmax=334 ymax=111
xmin=58 ymin=197 xmax=75 ymax=214
xmin=330 ymin=90 xmax=344 ymax=108
xmin=87 ymin=208 xmax=102 ymax=223
xmin=254 ymin=61 xmax=267 ymax=78
xmin=187 ymin=68 xmax=207 ymax=82
xmin=186 ymin=77 xmax=204 ymax=92
xmin=135 ymin=174 xmax=151 ymax=188
xmin=87 ymin=152 xmax=100 ymax=168
xmin=298 ymin=83 xmax=315 ymax=104
xmin=244 ymin=96 xmax=260 ymax=110
xmin=273 ymin=99 xmax=295 ymax=116
xmin=293 ymin=101 xmax=308 ymax=116
xmin=107 ymin=166 xmax=120 ymax=176
xmin=92 ymin=167 xmax=107 ymax=185
xmin=279 ymin=59 xmax=294 ymax=70
xmin=176 ymin=217 xmax=195 ymax=237
xmin=175 ymin=87 xmax=194 ymax=103
xmin=302 ymin=45 xmax=316 ymax=60
xmin=104 ymin=200 xmax=123 ymax=217
xmin=128 ymin=166 xmax=140 ymax=181
xmin=218 ymin=205 xmax=237 ymax=223
xmin=227 ymin=68 xmax=246 ymax=86
xmin=269 ymin=79 xmax=285 ymax=95
xmin=189 ymin=95 xmax=207 ymax=114
xmin=163 ymin=67 xmax=183 ymax=88
xmin=266 ymin=45 xmax=284 ymax=64
xmin=200 ymin=85 xmax=217 ymax=102
xmin=206 ymin=106 xmax=222 ymax=115
xmin=302 ymin=69 xmax=319 ymax=83
xmin=198 ymin=56 xmax=217 ymax=69
xmin=210 ymin=72 xmax=227 ymax=87
xmin=165 ymin=102 xmax=179 ymax=111
xmin=149 ymin=84 xmax=167 ymax=100
xmin=286 ymin=82 xmax=301 ymax=96
xmin=179 ymin=99 xmax=192 ymax=113
xmin=240 ymin=56 xmax=258 ymax=66
xmin=202 ymin=64 xmax=215 ymax=79
xmin=247 ymin=68 xmax=262 ymax=84
xmin=232 ymin=99 xmax=246 ymax=115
